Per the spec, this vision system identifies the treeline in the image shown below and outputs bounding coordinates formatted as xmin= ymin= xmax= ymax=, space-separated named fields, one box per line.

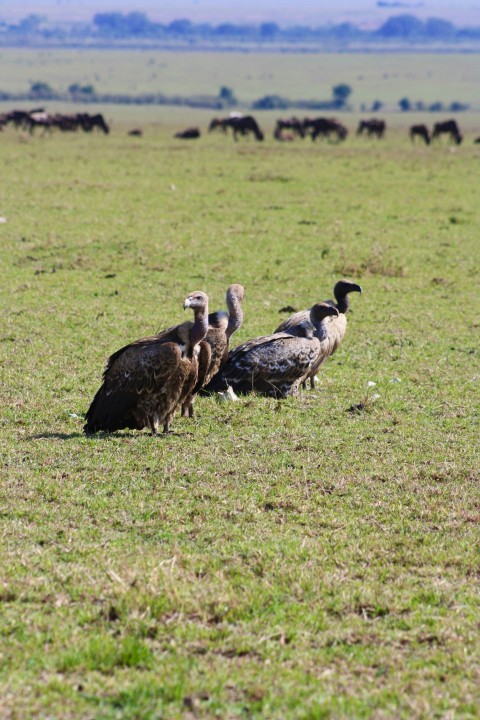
xmin=0 ymin=81 xmax=470 ymax=113
xmin=0 ymin=82 xmax=352 ymax=111
xmin=1 ymin=12 xmax=480 ymax=46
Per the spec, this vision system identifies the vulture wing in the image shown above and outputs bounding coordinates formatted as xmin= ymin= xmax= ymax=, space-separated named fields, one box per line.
xmin=205 ymin=332 xmax=320 ymax=398
xmin=84 ymin=339 xmax=194 ymax=434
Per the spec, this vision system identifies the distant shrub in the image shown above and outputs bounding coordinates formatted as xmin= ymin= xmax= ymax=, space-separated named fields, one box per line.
xmin=398 ymin=97 xmax=411 ymax=112
xmin=252 ymin=95 xmax=289 ymax=110
xmin=449 ymin=101 xmax=469 ymax=112
xmin=30 ymin=81 xmax=55 ymax=98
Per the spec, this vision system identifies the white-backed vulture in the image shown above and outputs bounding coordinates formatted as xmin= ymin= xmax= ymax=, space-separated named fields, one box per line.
xmin=205 ymin=303 xmax=338 ymax=398
xmin=83 ymin=291 xmax=209 ymax=435
xmin=181 ymin=284 xmax=245 ymax=417
xmin=275 ymin=279 xmax=361 ymax=389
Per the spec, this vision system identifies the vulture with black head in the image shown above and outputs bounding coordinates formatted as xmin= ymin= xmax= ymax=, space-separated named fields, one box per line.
xmin=205 ymin=303 xmax=338 ymax=398
xmin=83 ymin=291 xmax=209 ymax=435
xmin=275 ymin=279 xmax=361 ymax=389
xmin=182 ymin=283 xmax=245 ymax=417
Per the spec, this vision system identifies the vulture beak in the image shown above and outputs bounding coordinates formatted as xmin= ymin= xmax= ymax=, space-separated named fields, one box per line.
xmin=183 ymin=297 xmax=192 ymax=310
xmin=353 ymin=284 xmax=362 ymax=294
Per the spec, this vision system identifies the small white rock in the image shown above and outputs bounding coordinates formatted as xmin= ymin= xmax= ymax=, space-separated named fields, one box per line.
xmin=367 ymin=381 xmax=377 ymax=388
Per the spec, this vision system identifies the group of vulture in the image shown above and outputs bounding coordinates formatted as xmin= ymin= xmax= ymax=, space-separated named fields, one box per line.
xmin=84 ymin=280 xmax=361 ymax=436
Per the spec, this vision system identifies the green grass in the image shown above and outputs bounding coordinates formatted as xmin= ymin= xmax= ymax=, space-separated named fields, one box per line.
xmin=0 ymin=114 xmax=479 ymax=719
xmin=1 ymin=48 xmax=480 ymax=110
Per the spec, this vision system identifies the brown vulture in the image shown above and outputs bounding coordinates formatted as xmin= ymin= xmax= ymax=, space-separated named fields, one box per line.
xmin=204 ymin=303 xmax=338 ymax=398
xmin=275 ymin=279 xmax=361 ymax=389
xmin=181 ymin=283 xmax=244 ymax=417
xmin=83 ymin=291 xmax=209 ymax=435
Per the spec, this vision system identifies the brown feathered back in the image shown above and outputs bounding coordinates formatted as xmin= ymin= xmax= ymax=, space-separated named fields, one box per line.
xmin=84 ymin=291 xmax=209 ymax=435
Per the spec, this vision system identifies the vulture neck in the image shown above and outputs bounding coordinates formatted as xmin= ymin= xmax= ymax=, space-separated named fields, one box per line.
xmin=189 ymin=308 xmax=208 ymax=357
xmin=311 ymin=317 xmax=329 ymax=342
xmin=226 ymin=293 xmax=243 ymax=340
xmin=334 ymin=288 xmax=350 ymax=314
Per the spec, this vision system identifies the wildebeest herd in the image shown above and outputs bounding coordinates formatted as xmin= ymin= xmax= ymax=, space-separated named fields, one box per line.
xmin=175 ymin=114 xmax=470 ymax=146
xmin=0 ymin=107 xmax=471 ymax=146
xmin=0 ymin=108 xmax=110 ymax=134
xmin=84 ymin=280 xmax=361 ymax=436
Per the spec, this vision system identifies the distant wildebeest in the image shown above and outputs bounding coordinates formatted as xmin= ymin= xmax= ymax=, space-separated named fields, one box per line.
xmin=224 ymin=115 xmax=264 ymax=141
xmin=409 ymin=124 xmax=430 ymax=145
xmin=174 ymin=127 xmax=201 ymax=139
xmin=77 ymin=113 xmax=110 ymax=134
xmin=303 ymin=117 xmax=348 ymax=142
xmin=274 ymin=117 xmax=305 ymax=141
xmin=128 ymin=128 xmax=143 ymax=137
xmin=431 ymin=119 xmax=462 ymax=145
xmin=356 ymin=118 xmax=386 ymax=139
xmin=209 ymin=117 xmax=229 ymax=133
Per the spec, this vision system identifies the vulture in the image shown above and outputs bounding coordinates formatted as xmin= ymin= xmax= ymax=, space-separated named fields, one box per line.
xmin=275 ymin=279 xmax=361 ymax=389
xmin=181 ymin=283 xmax=245 ymax=417
xmin=205 ymin=303 xmax=338 ymax=398
xmin=83 ymin=291 xmax=209 ymax=435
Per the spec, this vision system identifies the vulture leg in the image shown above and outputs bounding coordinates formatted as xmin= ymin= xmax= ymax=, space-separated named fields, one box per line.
xmin=148 ymin=417 xmax=157 ymax=436
xmin=310 ymin=376 xmax=316 ymax=390
xmin=181 ymin=399 xmax=195 ymax=418
xmin=301 ymin=379 xmax=307 ymax=390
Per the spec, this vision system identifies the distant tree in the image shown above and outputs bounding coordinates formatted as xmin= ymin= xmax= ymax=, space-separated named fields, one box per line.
xmin=17 ymin=14 xmax=45 ymax=33
xmin=69 ymin=83 xmax=95 ymax=96
xmin=168 ymin=19 xmax=193 ymax=35
xmin=429 ymin=102 xmax=444 ymax=112
xmin=332 ymin=83 xmax=352 ymax=108
xmin=30 ymin=81 xmax=54 ymax=98
xmin=414 ymin=101 xmax=425 ymax=111
xmin=214 ymin=23 xmax=244 ymax=37
xmin=252 ymin=95 xmax=289 ymax=110
xmin=398 ymin=97 xmax=411 ymax=112
xmin=330 ymin=22 xmax=359 ymax=40
xmin=93 ymin=13 xmax=125 ymax=36
xmin=218 ymin=86 xmax=237 ymax=106
xmin=449 ymin=101 xmax=469 ymax=112
xmin=125 ymin=12 xmax=151 ymax=36
xmin=377 ymin=15 xmax=424 ymax=38
xmin=424 ymin=17 xmax=454 ymax=39
xmin=371 ymin=100 xmax=383 ymax=112
xmin=260 ymin=22 xmax=279 ymax=39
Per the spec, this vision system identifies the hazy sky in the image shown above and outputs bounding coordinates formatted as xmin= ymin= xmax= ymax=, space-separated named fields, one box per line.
xmin=1 ymin=0 xmax=479 ymax=26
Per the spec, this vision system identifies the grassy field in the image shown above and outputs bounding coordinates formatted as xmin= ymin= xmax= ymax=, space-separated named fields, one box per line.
xmin=0 ymin=112 xmax=479 ymax=719
xmin=1 ymin=49 xmax=480 ymax=110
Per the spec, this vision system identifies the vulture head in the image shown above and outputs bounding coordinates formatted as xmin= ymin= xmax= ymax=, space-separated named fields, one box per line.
xmin=310 ymin=302 xmax=339 ymax=323
xmin=333 ymin=280 xmax=362 ymax=314
xmin=184 ymin=291 xmax=209 ymax=312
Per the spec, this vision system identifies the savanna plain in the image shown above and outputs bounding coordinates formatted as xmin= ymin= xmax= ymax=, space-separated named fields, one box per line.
xmin=1 ymin=50 xmax=480 ymax=720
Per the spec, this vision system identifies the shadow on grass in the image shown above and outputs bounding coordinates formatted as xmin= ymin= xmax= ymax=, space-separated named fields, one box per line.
xmin=29 ymin=432 xmax=85 ymax=440
xmin=29 ymin=431 xmax=194 ymax=440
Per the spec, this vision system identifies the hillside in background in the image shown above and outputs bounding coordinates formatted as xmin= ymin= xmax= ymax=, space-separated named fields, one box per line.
xmin=1 ymin=9 xmax=480 ymax=49
xmin=1 ymin=0 xmax=480 ymax=27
